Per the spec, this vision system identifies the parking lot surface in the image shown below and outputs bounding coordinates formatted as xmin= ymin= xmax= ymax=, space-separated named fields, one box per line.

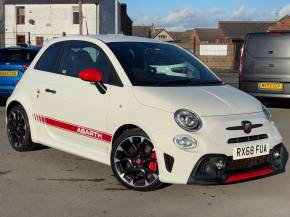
xmin=0 ymin=73 xmax=290 ymax=217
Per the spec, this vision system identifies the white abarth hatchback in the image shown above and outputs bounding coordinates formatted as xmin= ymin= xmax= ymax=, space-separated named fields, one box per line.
xmin=6 ymin=35 xmax=286 ymax=191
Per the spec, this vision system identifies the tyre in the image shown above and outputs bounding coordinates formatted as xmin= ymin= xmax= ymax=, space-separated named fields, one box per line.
xmin=111 ymin=128 xmax=163 ymax=191
xmin=7 ymin=104 xmax=36 ymax=152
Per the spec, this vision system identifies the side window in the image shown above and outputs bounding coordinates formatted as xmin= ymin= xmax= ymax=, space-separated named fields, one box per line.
xmin=58 ymin=41 xmax=121 ymax=85
xmin=35 ymin=42 xmax=63 ymax=73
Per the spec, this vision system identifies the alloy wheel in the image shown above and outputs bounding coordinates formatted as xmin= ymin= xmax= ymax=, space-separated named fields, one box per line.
xmin=7 ymin=109 xmax=27 ymax=148
xmin=113 ymin=136 xmax=159 ymax=188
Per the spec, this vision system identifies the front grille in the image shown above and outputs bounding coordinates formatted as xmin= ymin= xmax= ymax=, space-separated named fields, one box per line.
xmin=226 ymin=124 xmax=263 ymax=131
xmin=228 ymin=134 xmax=268 ymax=144
xmin=226 ymin=155 xmax=272 ymax=173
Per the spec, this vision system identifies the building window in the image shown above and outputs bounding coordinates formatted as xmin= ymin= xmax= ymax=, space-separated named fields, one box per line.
xmin=16 ymin=35 xmax=26 ymax=46
xmin=36 ymin=37 xmax=44 ymax=46
xmin=16 ymin=6 xmax=25 ymax=25
xmin=72 ymin=6 xmax=79 ymax=24
xmin=159 ymin=35 xmax=167 ymax=40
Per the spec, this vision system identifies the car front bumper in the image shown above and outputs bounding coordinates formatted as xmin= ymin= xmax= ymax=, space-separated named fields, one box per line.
xmin=150 ymin=112 xmax=285 ymax=185
xmin=187 ymin=144 xmax=285 ymax=184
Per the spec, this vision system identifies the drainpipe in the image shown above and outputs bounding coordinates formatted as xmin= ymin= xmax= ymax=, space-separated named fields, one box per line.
xmin=96 ymin=3 xmax=99 ymax=34
xmin=79 ymin=0 xmax=83 ymax=35
xmin=115 ymin=0 xmax=118 ymax=34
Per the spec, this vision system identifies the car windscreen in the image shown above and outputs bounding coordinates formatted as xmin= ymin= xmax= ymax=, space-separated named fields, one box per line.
xmin=246 ymin=33 xmax=290 ymax=58
xmin=0 ymin=49 xmax=39 ymax=63
xmin=107 ymin=42 xmax=222 ymax=87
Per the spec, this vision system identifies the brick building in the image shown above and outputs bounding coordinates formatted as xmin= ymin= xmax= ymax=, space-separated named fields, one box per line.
xmin=132 ymin=26 xmax=175 ymax=42
xmin=169 ymin=30 xmax=193 ymax=52
xmin=193 ymin=15 xmax=290 ymax=71
xmin=268 ymin=15 xmax=290 ymax=32
xmin=192 ymin=28 xmax=233 ymax=70
xmin=132 ymin=16 xmax=290 ymax=71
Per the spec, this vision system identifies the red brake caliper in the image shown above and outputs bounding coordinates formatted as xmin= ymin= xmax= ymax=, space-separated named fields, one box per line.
xmin=148 ymin=152 xmax=158 ymax=172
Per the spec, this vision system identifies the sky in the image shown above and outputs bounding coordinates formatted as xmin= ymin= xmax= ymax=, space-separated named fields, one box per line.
xmin=120 ymin=0 xmax=290 ymax=31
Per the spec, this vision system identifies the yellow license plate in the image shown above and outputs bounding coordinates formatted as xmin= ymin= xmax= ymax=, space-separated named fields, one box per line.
xmin=258 ymin=82 xmax=284 ymax=91
xmin=0 ymin=71 xmax=19 ymax=77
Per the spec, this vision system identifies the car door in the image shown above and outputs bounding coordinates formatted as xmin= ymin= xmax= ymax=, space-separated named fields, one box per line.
xmin=34 ymin=40 xmax=121 ymax=162
xmin=29 ymin=41 xmax=65 ymax=144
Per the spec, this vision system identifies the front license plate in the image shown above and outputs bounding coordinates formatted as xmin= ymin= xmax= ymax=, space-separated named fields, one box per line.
xmin=0 ymin=71 xmax=18 ymax=77
xmin=258 ymin=82 xmax=283 ymax=91
xmin=233 ymin=144 xmax=270 ymax=160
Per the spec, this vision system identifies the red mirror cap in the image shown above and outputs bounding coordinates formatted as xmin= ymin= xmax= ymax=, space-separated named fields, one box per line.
xmin=79 ymin=68 xmax=103 ymax=82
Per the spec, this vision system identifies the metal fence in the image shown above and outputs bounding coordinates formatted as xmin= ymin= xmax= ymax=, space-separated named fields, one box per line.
xmin=0 ymin=32 xmax=78 ymax=48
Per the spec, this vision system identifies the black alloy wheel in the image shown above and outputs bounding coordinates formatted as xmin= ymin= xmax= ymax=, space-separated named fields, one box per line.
xmin=111 ymin=128 xmax=162 ymax=191
xmin=7 ymin=105 xmax=35 ymax=151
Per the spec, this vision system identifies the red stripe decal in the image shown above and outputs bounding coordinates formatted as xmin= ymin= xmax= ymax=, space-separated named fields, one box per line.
xmin=33 ymin=114 xmax=112 ymax=143
xmin=226 ymin=168 xmax=273 ymax=183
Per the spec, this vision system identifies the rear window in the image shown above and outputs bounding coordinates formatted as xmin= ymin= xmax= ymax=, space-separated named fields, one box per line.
xmin=0 ymin=49 xmax=38 ymax=63
xmin=246 ymin=33 xmax=290 ymax=58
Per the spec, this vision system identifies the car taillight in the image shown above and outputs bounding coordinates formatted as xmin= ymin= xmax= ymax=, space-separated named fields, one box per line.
xmin=22 ymin=64 xmax=28 ymax=71
xmin=239 ymin=44 xmax=244 ymax=80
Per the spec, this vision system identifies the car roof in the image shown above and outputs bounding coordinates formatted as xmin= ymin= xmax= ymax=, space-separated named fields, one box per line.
xmin=46 ymin=34 xmax=168 ymax=44
xmin=92 ymin=34 xmax=167 ymax=44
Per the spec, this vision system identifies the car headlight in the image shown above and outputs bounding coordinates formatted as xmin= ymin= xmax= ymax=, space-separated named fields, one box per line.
xmin=174 ymin=109 xmax=202 ymax=132
xmin=262 ymin=105 xmax=271 ymax=121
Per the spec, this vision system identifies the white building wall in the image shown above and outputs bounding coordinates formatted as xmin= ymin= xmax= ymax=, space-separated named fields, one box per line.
xmin=5 ymin=4 xmax=97 ymax=47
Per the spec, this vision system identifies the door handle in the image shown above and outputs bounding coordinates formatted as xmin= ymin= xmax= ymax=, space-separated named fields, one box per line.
xmin=45 ymin=89 xmax=56 ymax=94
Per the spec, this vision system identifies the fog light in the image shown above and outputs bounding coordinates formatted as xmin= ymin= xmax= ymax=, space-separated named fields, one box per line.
xmin=173 ymin=135 xmax=198 ymax=151
xmin=273 ymin=151 xmax=280 ymax=159
xmin=194 ymin=156 xmax=228 ymax=182
xmin=272 ymin=145 xmax=284 ymax=169
xmin=215 ymin=159 xmax=226 ymax=170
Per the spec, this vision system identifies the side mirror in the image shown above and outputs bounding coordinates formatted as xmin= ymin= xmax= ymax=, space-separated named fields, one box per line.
xmin=79 ymin=68 xmax=103 ymax=83
xmin=79 ymin=68 xmax=107 ymax=94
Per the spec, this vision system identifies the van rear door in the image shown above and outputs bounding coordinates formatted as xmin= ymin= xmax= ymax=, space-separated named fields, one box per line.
xmin=243 ymin=32 xmax=290 ymax=82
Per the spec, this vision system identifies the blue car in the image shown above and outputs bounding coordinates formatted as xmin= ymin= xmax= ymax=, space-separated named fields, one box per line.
xmin=0 ymin=46 xmax=41 ymax=102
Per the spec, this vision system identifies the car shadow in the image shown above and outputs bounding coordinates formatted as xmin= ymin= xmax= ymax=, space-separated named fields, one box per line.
xmin=29 ymin=144 xmax=50 ymax=152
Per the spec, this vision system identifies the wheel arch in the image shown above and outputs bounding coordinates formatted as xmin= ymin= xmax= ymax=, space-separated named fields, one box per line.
xmin=6 ymin=100 xmax=22 ymax=117
xmin=6 ymin=98 xmax=39 ymax=144
xmin=112 ymin=124 xmax=149 ymax=145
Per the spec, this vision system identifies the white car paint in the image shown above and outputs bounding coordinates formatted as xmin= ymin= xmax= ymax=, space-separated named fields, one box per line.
xmin=6 ymin=35 xmax=283 ymax=185
xmin=132 ymin=85 xmax=262 ymax=116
